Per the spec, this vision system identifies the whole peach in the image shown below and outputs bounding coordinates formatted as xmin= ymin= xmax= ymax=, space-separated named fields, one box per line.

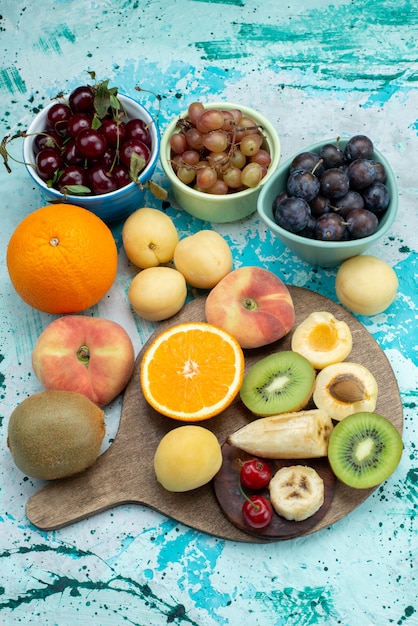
xmin=32 ymin=316 xmax=135 ymax=406
xmin=205 ymin=266 xmax=295 ymax=349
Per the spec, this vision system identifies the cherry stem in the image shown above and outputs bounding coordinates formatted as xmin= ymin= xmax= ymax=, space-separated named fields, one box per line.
xmin=238 ymin=478 xmax=260 ymax=511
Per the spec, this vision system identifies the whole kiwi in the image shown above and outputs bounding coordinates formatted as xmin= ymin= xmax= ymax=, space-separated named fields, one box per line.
xmin=7 ymin=390 xmax=105 ymax=480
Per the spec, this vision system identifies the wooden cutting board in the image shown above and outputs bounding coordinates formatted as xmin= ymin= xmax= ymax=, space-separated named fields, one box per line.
xmin=25 ymin=287 xmax=403 ymax=542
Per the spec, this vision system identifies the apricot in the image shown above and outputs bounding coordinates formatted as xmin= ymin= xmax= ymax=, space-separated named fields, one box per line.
xmin=291 ymin=311 xmax=352 ymax=369
xmin=122 ymin=207 xmax=179 ymax=268
xmin=173 ymin=230 xmax=233 ymax=289
xmin=154 ymin=425 xmax=223 ymax=492
xmin=128 ymin=266 xmax=187 ymax=321
xmin=335 ymin=255 xmax=398 ymax=315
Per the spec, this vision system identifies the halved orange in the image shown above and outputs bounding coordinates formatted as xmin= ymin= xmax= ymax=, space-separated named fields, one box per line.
xmin=140 ymin=322 xmax=245 ymax=421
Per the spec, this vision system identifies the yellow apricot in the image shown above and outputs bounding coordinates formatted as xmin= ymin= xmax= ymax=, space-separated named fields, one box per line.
xmin=173 ymin=230 xmax=233 ymax=289
xmin=128 ymin=266 xmax=187 ymax=321
xmin=154 ymin=425 xmax=222 ymax=492
xmin=122 ymin=207 xmax=179 ymax=268
xmin=291 ymin=311 xmax=352 ymax=369
xmin=336 ymin=255 xmax=398 ymax=315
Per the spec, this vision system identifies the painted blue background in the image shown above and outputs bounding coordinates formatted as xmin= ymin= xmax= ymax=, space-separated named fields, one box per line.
xmin=0 ymin=1 xmax=417 ymax=624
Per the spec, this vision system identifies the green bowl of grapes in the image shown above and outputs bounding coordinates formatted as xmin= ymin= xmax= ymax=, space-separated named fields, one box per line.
xmin=160 ymin=102 xmax=281 ymax=223
xmin=257 ymin=136 xmax=398 ymax=267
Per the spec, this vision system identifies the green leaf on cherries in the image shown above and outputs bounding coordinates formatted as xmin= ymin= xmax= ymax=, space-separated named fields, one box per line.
xmin=93 ymin=79 xmax=119 ymax=119
xmin=129 ymin=152 xmax=146 ymax=181
xmin=61 ymin=184 xmax=92 ymax=195
xmin=91 ymin=115 xmax=102 ymax=130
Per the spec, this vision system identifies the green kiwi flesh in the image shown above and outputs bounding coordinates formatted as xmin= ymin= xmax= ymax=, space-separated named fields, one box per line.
xmin=239 ymin=350 xmax=315 ymax=416
xmin=327 ymin=411 xmax=403 ymax=489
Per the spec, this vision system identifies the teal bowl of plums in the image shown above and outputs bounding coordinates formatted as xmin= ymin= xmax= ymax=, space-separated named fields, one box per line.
xmin=257 ymin=135 xmax=398 ymax=267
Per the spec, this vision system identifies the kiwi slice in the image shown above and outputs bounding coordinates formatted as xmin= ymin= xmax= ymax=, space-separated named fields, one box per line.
xmin=239 ymin=351 xmax=315 ymax=416
xmin=327 ymin=411 xmax=403 ymax=489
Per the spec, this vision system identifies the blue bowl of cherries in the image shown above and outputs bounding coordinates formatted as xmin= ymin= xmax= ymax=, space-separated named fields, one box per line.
xmin=23 ymin=80 xmax=160 ymax=224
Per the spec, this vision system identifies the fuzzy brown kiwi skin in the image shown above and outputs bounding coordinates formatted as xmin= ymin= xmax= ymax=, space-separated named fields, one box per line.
xmin=239 ymin=351 xmax=316 ymax=416
xmin=7 ymin=390 xmax=105 ymax=480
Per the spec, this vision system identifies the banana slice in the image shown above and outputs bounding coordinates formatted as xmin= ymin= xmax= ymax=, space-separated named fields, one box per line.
xmin=269 ymin=465 xmax=324 ymax=521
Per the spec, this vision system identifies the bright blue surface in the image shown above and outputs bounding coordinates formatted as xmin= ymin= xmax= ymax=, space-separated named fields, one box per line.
xmin=0 ymin=2 xmax=417 ymax=624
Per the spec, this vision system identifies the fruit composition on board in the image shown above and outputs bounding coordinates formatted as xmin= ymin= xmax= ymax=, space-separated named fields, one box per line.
xmin=31 ymin=76 xmax=154 ymax=196
xmin=6 ymin=203 xmax=118 ymax=314
xmin=3 ymin=72 xmax=401 ymax=540
xmin=273 ymin=135 xmax=391 ymax=241
xmin=169 ymin=101 xmax=272 ymax=194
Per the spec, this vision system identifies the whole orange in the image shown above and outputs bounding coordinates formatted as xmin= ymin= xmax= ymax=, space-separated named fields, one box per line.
xmin=6 ymin=204 xmax=118 ymax=314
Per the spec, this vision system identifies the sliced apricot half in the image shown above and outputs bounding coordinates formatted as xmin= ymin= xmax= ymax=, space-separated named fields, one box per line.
xmin=312 ymin=362 xmax=378 ymax=422
xmin=291 ymin=311 xmax=353 ymax=370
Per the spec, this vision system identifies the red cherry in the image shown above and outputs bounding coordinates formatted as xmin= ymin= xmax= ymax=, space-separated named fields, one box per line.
xmin=69 ymin=85 xmax=95 ymax=113
xmin=240 ymin=458 xmax=272 ymax=490
xmin=242 ymin=495 xmax=273 ymax=529
xmin=125 ymin=118 xmax=151 ymax=146
xmin=33 ymin=130 xmax=63 ymax=154
xmin=67 ymin=112 xmax=92 ymax=138
xmin=100 ymin=117 xmax=126 ymax=148
xmin=88 ymin=164 xmax=117 ymax=194
xmin=75 ymin=129 xmax=107 ymax=160
xmin=119 ymin=138 xmax=150 ymax=169
xmin=36 ymin=148 xmax=63 ymax=181
xmin=62 ymin=138 xmax=84 ymax=166
xmin=113 ymin=164 xmax=132 ymax=189
xmin=47 ymin=103 xmax=71 ymax=135
xmin=57 ymin=165 xmax=89 ymax=192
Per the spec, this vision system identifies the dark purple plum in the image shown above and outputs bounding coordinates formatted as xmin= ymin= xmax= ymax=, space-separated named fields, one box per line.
xmin=320 ymin=168 xmax=350 ymax=199
xmin=361 ymin=181 xmax=390 ymax=216
xmin=319 ymin=143 xmax=344 ymax=169
xmin=332 ymin=190 xmax=364 ymax=218
xmin=315 ymin=213 xmax=347 ymax=241
xmin=346 ymin=208 xmax=379 ymax=239
xmin=289 ymin=151 xmax=324 ymax=177
xmin=344 ymin=135 xmax=374 ymax=162
xmin=287 ymin=169 xmax=320 ymax=202
xmin=274 ymin=197 xmax=311 ymax=233
xmin=346 ymin=159 xmax=376 ymax=189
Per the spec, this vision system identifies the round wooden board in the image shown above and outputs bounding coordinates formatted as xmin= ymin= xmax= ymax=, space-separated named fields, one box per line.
xmin=25 ymin=287 xmax=403 ymax=542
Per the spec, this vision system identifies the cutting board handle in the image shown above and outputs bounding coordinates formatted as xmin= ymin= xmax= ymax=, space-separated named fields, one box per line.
xmin=25 ymin=437 xmax=142 ymax=530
